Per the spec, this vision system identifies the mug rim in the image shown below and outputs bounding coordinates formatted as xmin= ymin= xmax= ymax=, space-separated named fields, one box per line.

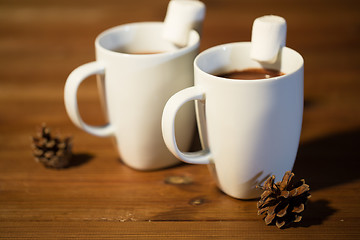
xmin=95 ymin=21 xmax=200 ymax=58
xmin=194 ymin=41 xmax=304 ymax=83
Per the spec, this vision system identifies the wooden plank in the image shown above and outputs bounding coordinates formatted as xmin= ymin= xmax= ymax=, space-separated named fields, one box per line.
xmin=1 ymin=221 xmax=359 ymax=240
xmin=0 ymin=0 xmax=360 ymax=238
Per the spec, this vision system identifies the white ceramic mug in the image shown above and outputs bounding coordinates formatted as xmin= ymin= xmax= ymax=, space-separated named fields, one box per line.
xmin=64 ymin=22 xmax=200 ymax=170
xmin=162 ymin=42 xmax=304 ymax=199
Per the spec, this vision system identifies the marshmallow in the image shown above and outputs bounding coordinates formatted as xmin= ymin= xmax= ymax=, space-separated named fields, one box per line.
xmin=250 ymin=15 xmax=287 ymax=63
xmin=163 ymin=0 xmax=206 ymax=47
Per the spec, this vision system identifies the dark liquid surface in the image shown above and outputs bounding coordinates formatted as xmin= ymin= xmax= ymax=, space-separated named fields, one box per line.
xmin=217 ymin=68 xmax=284 ymax=80
xmin=125 ymin=51 xmax=164 ymax=55
xmin=112 ymin=48 xmax=164 ymax=55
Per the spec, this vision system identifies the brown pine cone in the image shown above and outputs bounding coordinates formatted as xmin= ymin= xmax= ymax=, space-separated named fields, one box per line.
xmin=31 ymin=123 xmax=72 ymax=169
xmin=257 ymin=171 xmax=311 ymax=228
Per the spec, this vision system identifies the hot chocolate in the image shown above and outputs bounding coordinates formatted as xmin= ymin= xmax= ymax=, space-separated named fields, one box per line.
xmin=217 ymin=68 xmax=284 ymax=80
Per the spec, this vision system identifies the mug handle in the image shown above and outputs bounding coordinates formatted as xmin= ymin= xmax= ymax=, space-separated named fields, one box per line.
xmin=162 ymin=86 xmax=211 ymax=164
xmin=64 ymin=61 xmax=115 ymax=137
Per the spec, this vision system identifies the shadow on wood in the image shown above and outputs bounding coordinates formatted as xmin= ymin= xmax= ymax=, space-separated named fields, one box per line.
xmin=286 ymin=199 xmax=337 ymax=229
xmin=293 ymin=128 xmax=360 ymax=191
xmin=68 ymin=153 xmax=94 ymax=168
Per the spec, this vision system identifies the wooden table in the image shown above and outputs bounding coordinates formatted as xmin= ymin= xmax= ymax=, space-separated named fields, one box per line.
xmin=1 ymin=0 xmax=359 ymax=239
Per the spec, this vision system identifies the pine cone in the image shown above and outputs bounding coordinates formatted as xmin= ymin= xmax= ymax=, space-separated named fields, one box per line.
xmin=32 ymin=123 xmax=72 ymax=169
xmin=257 ymin=171 xmax=311 ymax=228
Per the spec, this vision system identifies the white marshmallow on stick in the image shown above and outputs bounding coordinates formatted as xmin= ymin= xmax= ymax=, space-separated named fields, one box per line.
xmin=250 ymin=15 xmax=287 ymax=63
xmin=163 ymin=0 xmax=206 ymax=47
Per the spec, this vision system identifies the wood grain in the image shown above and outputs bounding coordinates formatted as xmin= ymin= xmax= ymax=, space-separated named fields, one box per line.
xmin=1 ymin=0 xmax=359 ymax=239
